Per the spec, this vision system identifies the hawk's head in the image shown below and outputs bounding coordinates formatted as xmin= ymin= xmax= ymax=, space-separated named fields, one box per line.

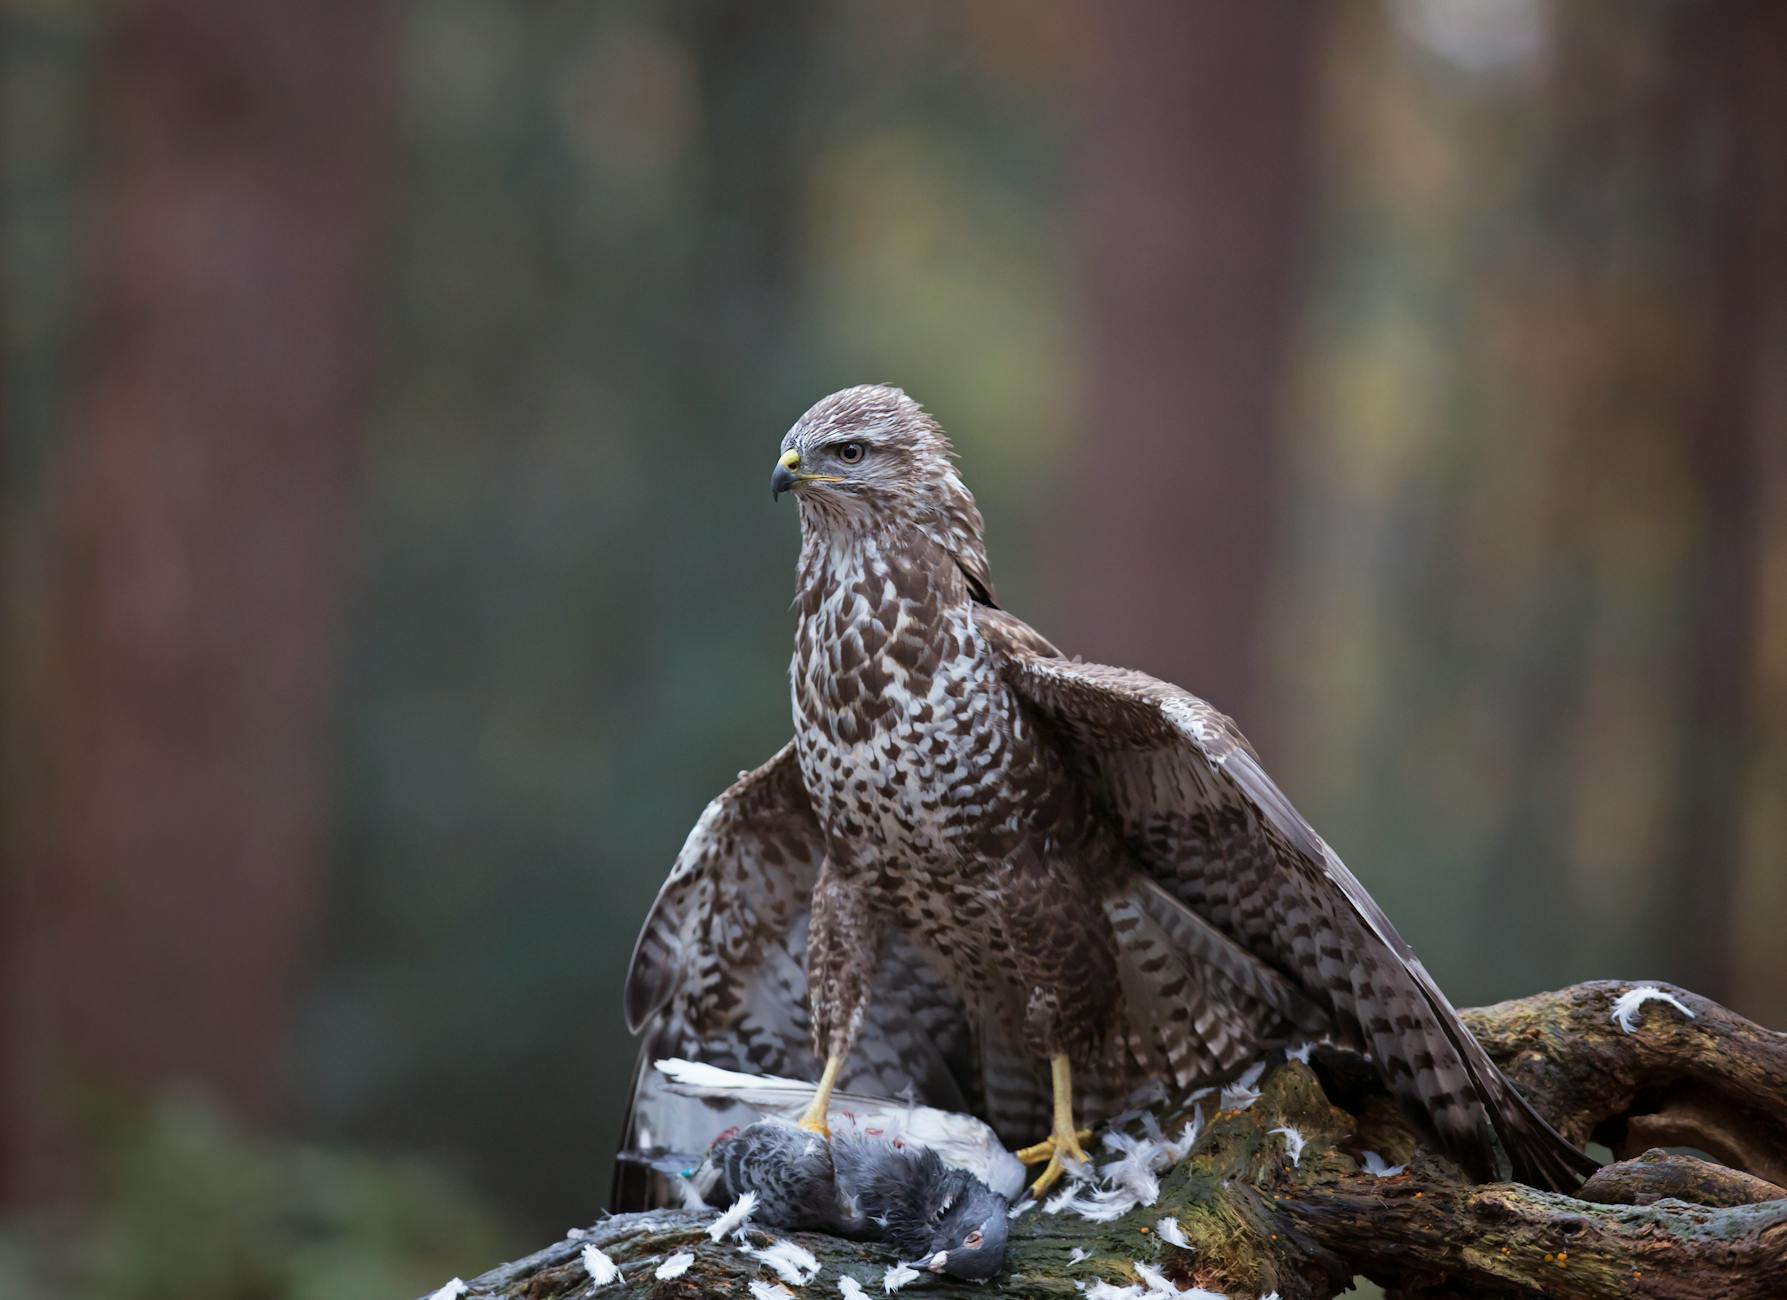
xmin=771 ymin=384 xmax=966 ymax=529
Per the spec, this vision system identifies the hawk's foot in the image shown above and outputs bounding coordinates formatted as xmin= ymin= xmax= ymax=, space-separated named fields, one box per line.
xmin=1015 ymin=1054 xmax=1090 ymax=1198
xmin=1015 ymin=1123 xmax=1092 ymax=1198
xmin=796 ymin=1051 xmax=844 ymax=1140
xmin=1013 ymin=1128 xmax=1093 ymax=1165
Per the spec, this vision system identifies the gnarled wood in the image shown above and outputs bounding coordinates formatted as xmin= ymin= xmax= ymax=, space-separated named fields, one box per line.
xmin=436 ymin=981 xmax=1786 ymax=1299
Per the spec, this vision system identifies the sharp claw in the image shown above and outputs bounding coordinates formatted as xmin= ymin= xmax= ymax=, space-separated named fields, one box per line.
xmin=1028 ymin=1153 xmax=1071 ymax=1199
xmin=1014 ymin=1128 xmax=1092 ymax=1194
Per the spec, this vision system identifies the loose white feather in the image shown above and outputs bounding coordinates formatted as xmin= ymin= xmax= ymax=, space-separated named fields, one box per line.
xmin=425 ymin=1279 xmax=467 ymax=1300
xmin=1098 ymin=1129 xmax=1164 ymax=1207
xmin=1359 ymin=1150 xmax=1405 ymax=1178
xmin=1166 ymin=1105 xmax=1205 ymax=1161
xmin=744 ymin=1239 xmax=822 ymax=1287
xmin=1046 ymin=1182 xmax=1149 ymax=1223
xmin=1069 ymin=1247 xmax=1091 ymax=1264
xmin=654 ymin=1252 xmax=694 ymax=1280
xmin=1135 ymin=1260 xmax=1179 ymax=1294
xmin=1156 ymin=1217 xmax=1192 ymax=1249
xmin=1286 ymin=1041 xmax=1316 ymax=1064
xmin=838 ymin=1278 xmax=870 ymax=1300
xmin=671 ymin=1171 xmax=709 ymax=1213
xmin=581 ymin=1243 xmax=622 ymax=1286
xmin=750 ymin=1281 xmax=793 ymax=1300
xmin=1007 ymin=1197 xmax=1037 ymax=1219
xmin=1219 ymin=1061 xmax=1266 ymax=1113
xmin=1079 ymin=1282 xmax=1145 ymax=1300
xmin=882 ymin=1261 xmax=920 ymax=1292
xmin=1269 ymin=1126 xmax=1307 ymax=1166
xmin=708 ymin=1189 xmax=759 ymax=1241
xmin=1610 ymin=986 xmax=1695 ymax=1034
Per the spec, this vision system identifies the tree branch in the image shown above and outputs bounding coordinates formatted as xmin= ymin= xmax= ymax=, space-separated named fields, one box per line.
xmin=438 ymin=981 xmax=1786 ymax=1299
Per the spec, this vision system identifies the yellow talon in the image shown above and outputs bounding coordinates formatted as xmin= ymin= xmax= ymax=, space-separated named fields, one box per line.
xmin=1013 ymin=1055 xmax=1090 ymax=1197
xmin=1014 ymin=1129 xmax=1093 ymax=1165
xmin=796 ymin=1052 xmax=843 ymax=1140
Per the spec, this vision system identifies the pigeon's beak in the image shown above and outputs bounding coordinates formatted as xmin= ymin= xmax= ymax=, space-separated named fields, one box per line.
xmin=925 ymin=1251 xmax=949 ymax=1273
xmin=771 ymin=450 xmax=799 ymax=501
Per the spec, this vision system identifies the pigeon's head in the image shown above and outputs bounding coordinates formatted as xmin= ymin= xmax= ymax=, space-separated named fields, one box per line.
xmin=771 ymin=385 xmax=980 ymax=537
xmin=905 ymin=1156 xmax=1010 ymax=1281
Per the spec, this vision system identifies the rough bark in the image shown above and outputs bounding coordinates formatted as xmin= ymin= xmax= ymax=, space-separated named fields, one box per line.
xmin=441 ymin=982 xmax=1785 ymax=1299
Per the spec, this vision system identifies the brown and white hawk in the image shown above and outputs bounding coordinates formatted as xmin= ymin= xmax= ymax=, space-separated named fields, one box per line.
xmin=618 ymin=385 xmax=1591 ymax=1203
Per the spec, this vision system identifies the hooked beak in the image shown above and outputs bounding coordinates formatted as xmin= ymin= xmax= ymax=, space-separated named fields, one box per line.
xmin=771 ymin=449 xmax=799 ymax=500
xmin=770 ymin=448 xmax=842 ymax=501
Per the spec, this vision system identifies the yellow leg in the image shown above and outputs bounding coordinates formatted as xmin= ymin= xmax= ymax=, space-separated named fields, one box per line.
xmin=1012 ymin=1055 xmax=1092 ymax=1197
xmin=797 ymin=1053 xmax=842 ymax=1137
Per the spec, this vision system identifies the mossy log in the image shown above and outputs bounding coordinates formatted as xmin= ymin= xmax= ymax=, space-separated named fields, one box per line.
xmin=443 ymin=982 xmax=1786 ymax=1299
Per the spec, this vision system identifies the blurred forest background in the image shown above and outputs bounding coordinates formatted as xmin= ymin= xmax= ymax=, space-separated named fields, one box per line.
xmin=3 ymin=1 xmax=1784 ymax=1295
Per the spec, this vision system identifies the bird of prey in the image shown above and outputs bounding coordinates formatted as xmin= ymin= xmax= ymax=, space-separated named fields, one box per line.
xmin=625 ymin=1117 xmax=1010 ymax=1281
xmin=621 ymin=384 xmax=1593 ymax=1199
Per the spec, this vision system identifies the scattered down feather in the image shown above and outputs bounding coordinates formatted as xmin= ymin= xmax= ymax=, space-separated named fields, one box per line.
xmin=654 ymin=1252 xmax=693 ymax=1280
xmin=581 ymin=1244 xmax=622 ymax=1286
xmin=1609 ymin=986 xmax=1695 ymax=1034
xmin=1079 ymin=1282 xmax=1146 ymax=1300
xmin=1219 ymin=1061 xmax=1267 ymax=1112
xmin=743 ymin=1238 xmax=822 ymax=1287
xmin=1156 ymin=1217 xmax=1192 ymax=1249
xmin=1268 ymin=1126 xmax=1307 ymax=1166
xmin=708 ymin=1189 xmax=759 ymax=1241
xmin=1359 ymin=1150 xmax=1405 ymax=1178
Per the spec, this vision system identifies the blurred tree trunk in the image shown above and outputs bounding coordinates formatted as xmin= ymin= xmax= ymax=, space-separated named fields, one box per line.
xmin=1055 ymin=0 xmax=1321 ymax=743
xmin=1660 ymin=0 xmax=1785 ymax=1003
xmin=0 ymin=0 xmax=393 ymax=1204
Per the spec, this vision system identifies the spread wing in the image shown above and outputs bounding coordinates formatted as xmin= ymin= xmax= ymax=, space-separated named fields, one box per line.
xmin=980 ymin=610 xmax=1593 ymax=1191
xmin=616 ymin=742 xmax=976 ymax=1208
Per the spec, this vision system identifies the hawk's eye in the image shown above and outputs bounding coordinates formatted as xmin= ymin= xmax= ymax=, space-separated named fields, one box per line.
xmin=836 ymin=441 xmax=865 ymax=465
xmin=963 ymin=1230 xmax=984 ymax=1249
